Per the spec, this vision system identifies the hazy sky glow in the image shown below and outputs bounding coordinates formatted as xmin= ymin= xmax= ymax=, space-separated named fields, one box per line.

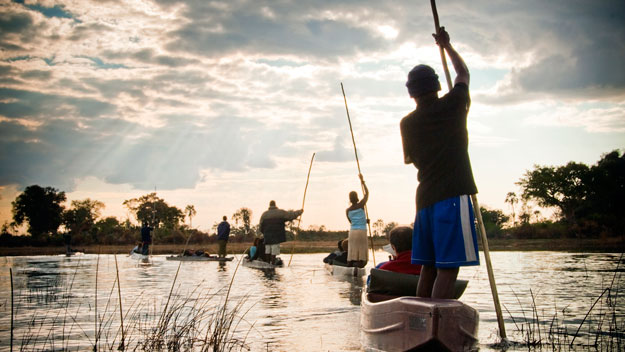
xmin=1 ymin=0 xmax=624 ymax=231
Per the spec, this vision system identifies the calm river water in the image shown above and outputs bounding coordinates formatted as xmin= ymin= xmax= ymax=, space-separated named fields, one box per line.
xmin=0 ymin=251 xmax=623 ymax=351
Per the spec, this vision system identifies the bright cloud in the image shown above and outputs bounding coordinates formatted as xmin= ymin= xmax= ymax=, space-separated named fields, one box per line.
xmin=0 ymin=0 xmax=623 ymax=230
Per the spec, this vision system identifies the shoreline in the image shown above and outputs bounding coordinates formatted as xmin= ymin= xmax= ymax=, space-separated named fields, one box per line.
xmin=0 ymin=237 xmax=623 ymax=256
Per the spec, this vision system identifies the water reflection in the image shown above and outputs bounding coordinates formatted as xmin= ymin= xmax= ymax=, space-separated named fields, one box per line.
xmin=335 ymin=275 xmax=364 ymax=306
xmin=0 ymin=252 xmax=623 ymax=351
xmin=256 ymin=269 xmax=287 ymax=310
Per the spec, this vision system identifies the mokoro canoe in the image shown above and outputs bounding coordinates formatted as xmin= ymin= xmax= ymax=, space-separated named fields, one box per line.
xmin=129 ymin=251 xmax=151 ymax=264
xmin=241 ymin=258 xmax=282 ymax=269
xmin=166 ymin=255 xmax=234 ymax=262
xmin=324 ymin=263 xmax=366 ymax=277
xmin=361 ymin=269 xmax=477 ymax=351
xmin=361 ymin=293 xmax=479 ymax=352
xmin=64 ymin=251 xmax=84 ymax=257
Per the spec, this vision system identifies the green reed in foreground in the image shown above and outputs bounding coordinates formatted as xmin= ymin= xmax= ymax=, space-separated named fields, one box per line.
xmin=504 ymin=256 xmax=623 ymax=351
xmin=8 ymin=255 xmax=257 ymax=352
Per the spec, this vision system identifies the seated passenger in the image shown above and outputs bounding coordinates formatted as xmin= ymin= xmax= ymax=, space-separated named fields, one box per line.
xmin=332 ymin=239 xmax=349 ymax=266
xmin=378 ymin=226 xmax=421 ymax=275
xmin=323 ymin=239 xmax=347 ymax=264
xmin=130 ymin=242 xmax=143 ymax=255
xmin=247 ymin=237 xmax=258 ymax=259
xmin=194 ymin=249 xmax=210 ymax=257
xmin=247 ymin=237 xmax=265 ymax=261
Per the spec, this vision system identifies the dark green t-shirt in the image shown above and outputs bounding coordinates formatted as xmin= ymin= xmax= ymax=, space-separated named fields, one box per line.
xmin=400 ymin=83 xmax=477 ymax=210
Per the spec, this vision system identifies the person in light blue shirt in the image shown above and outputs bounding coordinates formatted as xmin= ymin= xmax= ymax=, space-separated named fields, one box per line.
xmin=345 ymin=174 xmax=369 ymax=268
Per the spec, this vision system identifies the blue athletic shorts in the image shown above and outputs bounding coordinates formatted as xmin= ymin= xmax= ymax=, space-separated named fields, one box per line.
xmin=411 ymin=195 xmax=480 ymax=268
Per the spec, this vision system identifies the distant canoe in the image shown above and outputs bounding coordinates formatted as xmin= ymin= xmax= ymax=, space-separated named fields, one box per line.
xmin=324 ymin=263 xmax=366 ymax=277
xmin=65 ymin=251 xmax=84 ymax=257
xmin=361 ymin=269 xmax=477 ymax=352
xmin=166 ymin=255 xmax=234 ymax=262
xmin=241 ymin=258 xmax=282 ymax=269
xmin=129 ymin=251 xmax=150 ymax=263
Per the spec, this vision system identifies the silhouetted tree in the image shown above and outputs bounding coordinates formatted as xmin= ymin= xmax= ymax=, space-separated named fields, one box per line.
xmin=480 ymin=206 xmax=510 ymax=238
xmin=231 ymin=207 xmax=253 ymax=240
xmin=516 ymin=150 xmax=625 ymax=236
xmin=372 ymin=219 xmax=385 ymax=237
xmin=12 ymin=185 xmax=66 ymax=238
xmin=517 ymin=162 xmax=589 ymax=224
xmin=123 ymin=192 xmax=184 ymax=229
xmin=505 ymin=192 xmax=518 ymax=225
xmin=185 ymin=204 xmax=197 ymax=228
xmin=579 ymin=150 xmax=625 ymax=235
xmin=63 ymin=198 xmax=104 ymax=238
xmin=382 ymin=222 xmax=398 ymax=238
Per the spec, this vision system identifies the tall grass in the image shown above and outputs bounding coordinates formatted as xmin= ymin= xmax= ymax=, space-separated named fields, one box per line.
xmin=505 ymin=254 xmax=624 ymax=351
xmin=7 ymin=255 xmax=256 ymax=352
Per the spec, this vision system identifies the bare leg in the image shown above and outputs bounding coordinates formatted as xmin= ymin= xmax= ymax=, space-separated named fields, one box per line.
xmin=417 ymin=265 xmax=436 ymax=298
xmin=431 ymin=267 xmax=459 ymax=299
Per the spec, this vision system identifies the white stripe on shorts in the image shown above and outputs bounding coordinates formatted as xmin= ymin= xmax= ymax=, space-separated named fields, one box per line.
xmin=460 ymin=195 xmax=477 ymax=262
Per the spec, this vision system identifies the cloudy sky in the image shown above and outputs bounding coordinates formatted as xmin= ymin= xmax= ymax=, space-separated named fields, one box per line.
xmin=1 ymin=0 xmax=624 ymax=232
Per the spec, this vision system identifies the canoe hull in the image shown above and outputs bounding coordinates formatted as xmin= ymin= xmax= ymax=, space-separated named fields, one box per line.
xmin=129 ymin=251 xmax=150 ymax=263
xmin=65 ymin=251 xmax=84 ymax=257
xmin=361 ymin=292 xmax=478 ymax=352
xmin=324 ymin=263 xmax=366 ymax=277
xmin=242 ymin=258 xmax=282 ymax=269
xmin=166 ymin=256 xmax=234 ymax=262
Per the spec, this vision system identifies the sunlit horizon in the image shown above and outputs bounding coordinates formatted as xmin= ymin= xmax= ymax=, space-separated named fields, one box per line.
xmin=1 ymin=0 xmax=623 ymax=233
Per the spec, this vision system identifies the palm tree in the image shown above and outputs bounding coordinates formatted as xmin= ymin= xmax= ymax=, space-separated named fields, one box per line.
xmin=505 ymin=192 xmax=518 ymax=225
xmin=185 ymin=205 xmax=197 ymax=229
xmin=373 ymin=219 xmax=385 ymax=237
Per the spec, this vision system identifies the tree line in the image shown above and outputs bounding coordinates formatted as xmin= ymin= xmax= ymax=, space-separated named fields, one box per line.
xmin=481 ymin=149 xmax=624 ymax=239
xmin=1 ymin=149 xmax=623 ymax=247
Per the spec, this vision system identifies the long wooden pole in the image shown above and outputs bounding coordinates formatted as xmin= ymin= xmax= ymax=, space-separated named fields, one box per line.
xmin=430 ymin=0 xmax=453 ymax=90
xmin=113 ymin=254 xmax=125 ymax=350
xmin=430 ymin=0 xmax=507 ymax=340
xmin=10 ymin=268 xmax=13 ymax=352
xmin=340 ymin=83 xmax=376 ymax=267
xmin=94 ymin=250 xmax=100 ymax=351
xmin=288 ymin=152 xmax=316 ymax=267
xmin=150 ymin=186 xmax=156 ymax=261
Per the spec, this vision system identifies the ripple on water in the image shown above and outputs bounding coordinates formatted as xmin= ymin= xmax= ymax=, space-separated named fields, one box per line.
xmin=0 ymin=252 xmax=623 ymax=351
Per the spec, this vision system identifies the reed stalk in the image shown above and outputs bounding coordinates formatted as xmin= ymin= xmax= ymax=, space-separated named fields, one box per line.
xmin=113 ymin=254 xmax=125 ymax=350
xmin=10 ymin=267 xmax=14 ymax=352
xmin=94 ymin=250 xmax=100 ymax=352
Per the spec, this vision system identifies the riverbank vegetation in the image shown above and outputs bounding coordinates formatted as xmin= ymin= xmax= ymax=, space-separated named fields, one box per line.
xmin=2 ymin=150 xmax=623 ymax=253
xmin=8 ymin=255 xmax=255 ymax=351
xmin=503 ymin=254 xmax=624 ymax=351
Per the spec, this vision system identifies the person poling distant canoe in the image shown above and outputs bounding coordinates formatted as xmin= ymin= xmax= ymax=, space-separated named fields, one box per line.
xmin=217 ymin=216 xmax=231 ymax=258
xmin=400 ymin=26 xmax=480 ymax=299
xmin=345 ymin=174 xmax=369 ymax=268
xmin=258 ymin=200 xmax=303 ymax=265
xmin=140 ymin=222 xmax=153 ymax=255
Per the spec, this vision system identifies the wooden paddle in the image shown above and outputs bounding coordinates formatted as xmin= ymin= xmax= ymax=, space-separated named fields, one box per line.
xmin=341 ymin=83 xmax=376 ymax=267
xmin=430 ymin=0 xmax=507 ymax=340
xmin=288 ymin=152 xmax=316 ymax=266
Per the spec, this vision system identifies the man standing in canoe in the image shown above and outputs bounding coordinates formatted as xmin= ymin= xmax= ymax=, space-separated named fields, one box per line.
xmin=259 ymin=200 xmax=303 ymax=265
xmin=400 ymin=27 xmax=479 ymax=299
xmin=140 ymin=221 xmax=153 ymax=255
xmin=217 ymin=216 xmax=231 ymax=258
